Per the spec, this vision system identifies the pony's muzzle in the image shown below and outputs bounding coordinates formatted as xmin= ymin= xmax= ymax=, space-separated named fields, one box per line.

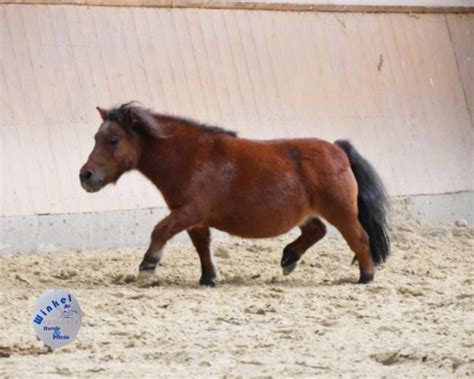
xmin=79 ymin=170 xmax=92 ymax=182
xmin=80 ymin=169 xmax=104 ymax=192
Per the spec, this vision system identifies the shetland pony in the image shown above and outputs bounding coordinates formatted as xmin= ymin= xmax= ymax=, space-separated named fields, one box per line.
xmin=80 ymin=103 xmax=390 ymax=286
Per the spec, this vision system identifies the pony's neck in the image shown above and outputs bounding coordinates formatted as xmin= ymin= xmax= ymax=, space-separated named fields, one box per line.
xmin=136 ymin=124 xmax=200 ymax=207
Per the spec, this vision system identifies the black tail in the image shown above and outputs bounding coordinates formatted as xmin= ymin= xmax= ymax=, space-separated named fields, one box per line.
xmin=335 ymin=140 xmax=390 ymax=265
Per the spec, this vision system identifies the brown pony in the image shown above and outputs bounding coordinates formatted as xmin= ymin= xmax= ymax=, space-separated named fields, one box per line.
xmin=80 ymin=103 xmax=390 ymax=286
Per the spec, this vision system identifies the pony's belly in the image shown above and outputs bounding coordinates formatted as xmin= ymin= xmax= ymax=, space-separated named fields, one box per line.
xmin=209 ymin=160 xmax=313 ymax=238
xmin=211 ymin=207 xmax=311 ymax=239
xmin=212 ymin=223 xmax=294 ymax=239
xmin=213 ymin=225 xmax=287 ymax=239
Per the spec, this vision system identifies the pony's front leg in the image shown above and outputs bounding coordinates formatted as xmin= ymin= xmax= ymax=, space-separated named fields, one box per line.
xmin=138 ymin=207 xmax=201 ymax=278
xmin=188 ymin=226 xmax=217 ymax=287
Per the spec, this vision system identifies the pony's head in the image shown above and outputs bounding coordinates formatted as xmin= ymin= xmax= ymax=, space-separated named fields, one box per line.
xmin=79 ymin=103 xmax=163 ymax=192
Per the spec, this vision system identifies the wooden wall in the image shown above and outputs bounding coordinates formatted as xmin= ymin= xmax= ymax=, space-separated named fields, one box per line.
xmin=1 ymin=4 xmax=473 ymax=216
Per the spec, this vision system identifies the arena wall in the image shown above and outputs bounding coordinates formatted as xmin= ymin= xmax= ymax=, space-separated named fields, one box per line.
xmin=1 ymin=2 xmax=472 ymax=252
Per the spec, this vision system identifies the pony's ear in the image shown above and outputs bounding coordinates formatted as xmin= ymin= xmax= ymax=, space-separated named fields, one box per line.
xmin=96 ymin=106 xmax=108 ymax=121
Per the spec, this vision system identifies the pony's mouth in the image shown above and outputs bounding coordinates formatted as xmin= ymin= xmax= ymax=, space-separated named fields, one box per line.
xmin=81 ymin=179 xmax=104 ymax=193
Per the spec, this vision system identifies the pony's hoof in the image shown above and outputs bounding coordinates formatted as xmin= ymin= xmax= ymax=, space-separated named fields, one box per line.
xmin=281 ymin=246 xmax=300 ymax=276
xmin=358 ymin=272 xmax=374 ymax=284
xmin=199 ymin=276 xmax=217 ymax=287
xmin=137 ymin=270 xmax=155 ymax=280
xmin=282 ymin=262 xmax=298 ymax=276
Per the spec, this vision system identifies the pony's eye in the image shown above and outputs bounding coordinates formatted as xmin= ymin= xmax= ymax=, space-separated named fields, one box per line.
xmin=108 ymin=137 xmax=119 ymax=146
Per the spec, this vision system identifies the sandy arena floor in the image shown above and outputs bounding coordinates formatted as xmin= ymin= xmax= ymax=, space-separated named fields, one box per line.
xmin=1 ymin=201 xmax=473 ymax=378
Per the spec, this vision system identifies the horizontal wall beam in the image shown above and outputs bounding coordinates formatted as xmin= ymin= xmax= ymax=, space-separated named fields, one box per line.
xmin=0 ymin=0 xmax=472 ymax=13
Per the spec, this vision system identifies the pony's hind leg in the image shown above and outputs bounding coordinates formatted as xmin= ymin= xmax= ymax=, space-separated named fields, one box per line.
xmin=337 ymin=220 xmax=373 ymax=283
xmin=322 ymin=208 xmax=374 ymax=284
xmin=188 ymin=226 xmax=218 ymax=287
xmin=281 ymin=217 xmax=327 ymax=275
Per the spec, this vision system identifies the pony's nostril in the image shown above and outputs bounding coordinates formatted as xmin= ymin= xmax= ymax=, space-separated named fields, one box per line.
xmin=80 ymin=170 xmax=93 ymax=182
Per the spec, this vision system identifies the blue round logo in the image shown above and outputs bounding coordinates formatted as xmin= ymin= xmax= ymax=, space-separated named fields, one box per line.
xmin=32 ymin=289 xmax=82 ymax=349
